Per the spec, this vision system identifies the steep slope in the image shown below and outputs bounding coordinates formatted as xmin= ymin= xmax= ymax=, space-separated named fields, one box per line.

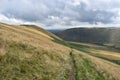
xmin=20 ymin=24 xmax=61 ymax=40
xmin=55 ymin=28 xmax=120 ymax=49
xmin=0 ymin=23 xmax=71 ymax=80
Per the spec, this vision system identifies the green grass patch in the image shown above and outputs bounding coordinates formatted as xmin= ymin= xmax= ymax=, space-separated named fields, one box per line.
xmin=53 ymin=38 xmax=90 ymax=52
xmin=72 ymin=53 xmax=114 ymax=80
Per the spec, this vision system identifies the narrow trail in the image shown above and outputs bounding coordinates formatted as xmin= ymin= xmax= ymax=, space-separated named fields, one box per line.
xmin=68 ymin=50 xmax=76 ymax=80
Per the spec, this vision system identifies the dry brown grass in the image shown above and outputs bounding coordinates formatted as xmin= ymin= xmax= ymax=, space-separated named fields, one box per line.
xmin=0 ymin=23 xmax=71 ymax=58
xmin=89 ymin=49 xmax=120 ymax=60
xmin=0 ymin=24 xmax=72 ymax=73
xmin=0 ymin=23 xmax=71 ymax=55
xmin=0 ymin=23 xmax=71 ymax=80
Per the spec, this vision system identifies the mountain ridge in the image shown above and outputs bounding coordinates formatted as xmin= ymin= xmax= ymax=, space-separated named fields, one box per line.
xmin=55 ymin=27 xmax=120 ymax=49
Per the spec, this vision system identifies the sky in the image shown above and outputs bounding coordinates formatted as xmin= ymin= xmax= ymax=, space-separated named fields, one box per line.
xmin=0 ymin=0 xmax=120 ymax=29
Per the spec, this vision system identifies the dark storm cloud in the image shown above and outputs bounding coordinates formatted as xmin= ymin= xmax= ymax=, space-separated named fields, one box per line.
xmin=0 ymin=0 xmax=120 ymax=27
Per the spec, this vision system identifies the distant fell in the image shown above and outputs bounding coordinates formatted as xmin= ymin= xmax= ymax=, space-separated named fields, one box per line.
xmin=55 ymin=28 xmax=120 ymax=49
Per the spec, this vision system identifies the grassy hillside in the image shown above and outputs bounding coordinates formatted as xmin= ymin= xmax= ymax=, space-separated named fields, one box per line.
xmin=0 ymin=23 xmax=71 ymax=80
xmin=20 ymin=24 xmax=61 ymax=40
xmin=67 ymin=42 xmax=120 ymax=65
xmin=55 ymin=28 xmax=120 ymax=49
xmin=53 ymin=38 xmax=120 ymax=80
xmin=0 ymin=23 xmax=120 ymax=80
xmin=72 ymin=53 xmax=114 ymax=80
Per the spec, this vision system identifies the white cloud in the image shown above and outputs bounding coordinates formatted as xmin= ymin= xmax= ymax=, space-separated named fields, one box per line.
xmin=0 ymin=0 xmax=120 ymax=29
xmin=0 ymin=14 xmax=23 ymax=24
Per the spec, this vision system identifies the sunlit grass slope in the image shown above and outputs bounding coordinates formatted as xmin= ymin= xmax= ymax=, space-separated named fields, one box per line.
xmin=0 ymin=23 xmax=71 ymax=80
